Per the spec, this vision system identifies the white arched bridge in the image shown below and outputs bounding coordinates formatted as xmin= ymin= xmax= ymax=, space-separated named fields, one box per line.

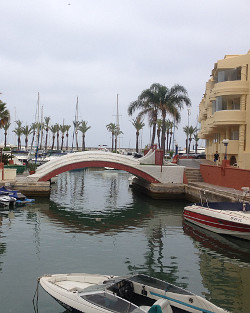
xmin=27 ymin=151 xmax=184 ymax=184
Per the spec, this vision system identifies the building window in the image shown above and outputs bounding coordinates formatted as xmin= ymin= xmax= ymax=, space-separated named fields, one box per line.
xmin=215 ymin=96 xmax=241 ymax=112
xmin=213 ymin=133 xmax=220 ymax=143
xmin=217 ymin=67 xmax=241 ymax=82
xmin=230 ymin=128 xmax=239 ymax=140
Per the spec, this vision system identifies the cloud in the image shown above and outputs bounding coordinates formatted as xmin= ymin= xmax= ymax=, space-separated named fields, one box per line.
xmin=0 ymin=0 xmax=249 ymax=149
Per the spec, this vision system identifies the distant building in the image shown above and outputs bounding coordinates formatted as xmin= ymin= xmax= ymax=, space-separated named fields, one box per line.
xmin=198 ymin=50 xmax=250 ymax=169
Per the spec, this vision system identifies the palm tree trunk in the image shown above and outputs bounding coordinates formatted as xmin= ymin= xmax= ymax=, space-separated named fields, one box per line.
xmin=111 ymin=134 xmax=114 ymax=151
xmin=161 ymin=110 xmax=166 ymax=155
xmin=57 ymin=133 xmax=59 ymax=150
xmin=75 ymin=133 xmax=78 ymax=151
xmin=31 ymin=132 xmax=35 ymax=150
xmin=66 ymin=133 xmax=69 ymax=150
xmin=136 ymin=131 xmax=139 ymax=152
xmin=4 ymin=131 xmax=7 ymax=147
xmin=51 ymin=136 xmax=55 ymax=151
xmin=61 ymin=136 xmax=64 ymax=151
xmin=82 ymin=134 xmax=86 ymax=151
xmin=45 ymin=130 xmax=48 ymax=151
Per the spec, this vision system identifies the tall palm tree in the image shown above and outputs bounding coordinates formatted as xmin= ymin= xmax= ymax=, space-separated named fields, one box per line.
xmin=78 ymin=121 xmax=91 ymax=151
xmin=22 ymin=125 xmax=32 ymax=150
xmin=156 ymin=119 xmax=162 ymax=149
xmin=183 ymin=125 xmax=197 ymax=154
xmin=106 ymin=122 xmax=116 ymax=151
xmin=50 ymin=124 xmax=58 ymax=151
xmin=131 ymin=116 xmax=145 ymax=153
xmin=65 ymin=125 xmax=71 ymax=151
xmin=73 ymin=121 xmax=80 ymax=151
xmin=114 ymin=126 xmax=123 ymax=153
xmin=30 ymin=122 xmax=39 ymax=150
xmin=149 ymin=83 xmax=191 ymax=155
xmin=193 ymin=130 xmax=200 ymax=154
xmin=128 ymin=92 xmax=159 ymax=148
xmin=13 ymin=120 xmax=23 ymax=150
xmin=55 ymin=123 xmax=60 ymax=151
xmin=165 ymin=120 xmax=173 ymax=153
xmin=3 ymin=122 xmax=10 ymax=147
xmin=0 ymin=100 xmax=10 ymax=129
xmin=60 ymin=124 xmax=68 ymax=150
xmin=44 ymin=116 xmax=50 ymax=151
xmin=39 ymin=122 xmax=44 ymax=150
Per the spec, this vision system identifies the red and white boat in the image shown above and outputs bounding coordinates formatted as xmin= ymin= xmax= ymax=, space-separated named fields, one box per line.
xmin=183 ymin=202 xmax=250 ymax=240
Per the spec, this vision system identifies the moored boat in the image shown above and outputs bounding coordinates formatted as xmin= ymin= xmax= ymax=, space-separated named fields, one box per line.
xmin=183 ymin=202 xmax=250 ymax=240
xmin=39 ymin=273 xmax=230 ymax=313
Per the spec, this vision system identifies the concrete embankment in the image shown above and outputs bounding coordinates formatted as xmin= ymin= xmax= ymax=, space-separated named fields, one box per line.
xmin=132 ymin=178 xmax=248 ymax=203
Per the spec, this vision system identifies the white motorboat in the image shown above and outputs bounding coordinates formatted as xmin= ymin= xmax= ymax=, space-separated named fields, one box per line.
xmin=39 ymin=273 xmax=230 ymax=313
xmin=0 ymin=195 xmax=16 ymax=206
xmin=184 ymin=202 xmax=250 ymax=240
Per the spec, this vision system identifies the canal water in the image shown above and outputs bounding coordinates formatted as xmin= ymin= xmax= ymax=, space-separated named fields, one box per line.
xmin=0 ymin=168 xmax=250 ymax=313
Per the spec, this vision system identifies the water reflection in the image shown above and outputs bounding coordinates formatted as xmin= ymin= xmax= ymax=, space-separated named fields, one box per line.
xmin=0 ymin=169 xmax=249 ymax=313
xmin=183 ymin=221 xmax=250 ymax=313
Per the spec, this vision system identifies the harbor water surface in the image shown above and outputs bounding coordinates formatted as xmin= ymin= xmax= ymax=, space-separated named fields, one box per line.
xmin=0 ymin=168 xmax=250 ymax=313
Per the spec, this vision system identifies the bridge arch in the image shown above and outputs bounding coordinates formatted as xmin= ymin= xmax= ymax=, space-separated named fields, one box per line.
xmin=30 ymin=151 xmax=161 ymax=183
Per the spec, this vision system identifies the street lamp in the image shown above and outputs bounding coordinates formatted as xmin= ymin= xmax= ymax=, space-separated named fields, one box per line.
xmin=222 ymin=139 xmax=229 ymax=160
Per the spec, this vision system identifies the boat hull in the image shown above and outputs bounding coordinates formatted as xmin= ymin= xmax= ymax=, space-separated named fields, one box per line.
xmin=184 ymin=205 xmax=250 ymax=240
xmin=39 ymin=273 xmax=230 ymax=313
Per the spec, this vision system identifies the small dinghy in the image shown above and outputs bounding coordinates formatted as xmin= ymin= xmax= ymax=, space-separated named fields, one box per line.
xmin=39 ymin=273 xmax=229 ymax=313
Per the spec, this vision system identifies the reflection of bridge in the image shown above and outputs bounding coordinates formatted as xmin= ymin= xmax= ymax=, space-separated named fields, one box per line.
xmin=27 ymin=151 xmax=184 ymax=184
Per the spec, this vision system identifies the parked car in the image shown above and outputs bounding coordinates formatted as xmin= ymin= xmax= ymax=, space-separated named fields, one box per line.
xmin=195 ymin=152 xmax=206 ymax=159
xmin=133 ymin=152 xmax=143 ymax=158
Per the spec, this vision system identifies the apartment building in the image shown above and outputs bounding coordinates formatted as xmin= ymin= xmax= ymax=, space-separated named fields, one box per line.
xmin=198 ymin=50 xmax=250 ymax=169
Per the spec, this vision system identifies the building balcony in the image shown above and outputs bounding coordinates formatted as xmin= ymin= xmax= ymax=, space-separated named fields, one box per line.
xmin=212 ymin=110 xmax=245 ymax=127
xmin=213 ymin=80 xmax=249 ymax=96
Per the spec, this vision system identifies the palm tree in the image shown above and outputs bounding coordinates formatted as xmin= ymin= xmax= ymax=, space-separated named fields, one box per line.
xmin=78 ymin=121 xmax=91 ymax=151
xmin=13 ymin=120 xmax=23 ymax=150
xmin=193 ymin=130 xmax=200 ymax=154
xmin=50 ymin=124 xmax=58 ymax=151
xmin=149 ymin=83 xmax=191 ymax=155
xmin=156 ymin=119 xmax=162 ymax=149
xmin=54 ymin=123 xmax=60 ymax=151
xmin=65 ymin=125 xmax=71 ymax=151
xmin=128 ymin=92 xmax=159 ymax=148
xmin=131 ymin=116 xmax=145 ymax=153
xmin=39 ymin=122 xmax=44 ymax=150
xmin=0 ymin=100 xmax=10 ymax=129
xmin=183 ymin=125 xmax=197 ymax=154
xmin=106 ymin=122 xmax=116 ymax=151
xmin=30 ymin=122 xmax=39 ymax=150
xmin=73 ymin=121 xmax=80 ymax=150
xmin=44 ymin=116 xmax=50 ymax=151
xmin=60 ymin=124 xmax=68 ymax=150
xmin=3 ymin=122 xmax=10 ymax=147
xmin=114 ymin=126 xmax=123 ymax=153
xmin=22 ymin=125 xmax=32 ymax=150
xmin=165 ymin=120 xmax=173 ymax=153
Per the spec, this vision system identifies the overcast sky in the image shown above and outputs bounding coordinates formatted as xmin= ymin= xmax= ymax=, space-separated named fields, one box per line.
xmin=1 ymin=0 xmax=249 ymax=150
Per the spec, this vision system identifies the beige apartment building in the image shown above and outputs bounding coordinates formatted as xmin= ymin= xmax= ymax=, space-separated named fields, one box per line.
xmin=198 ymin=50 xmax=250 ymax=169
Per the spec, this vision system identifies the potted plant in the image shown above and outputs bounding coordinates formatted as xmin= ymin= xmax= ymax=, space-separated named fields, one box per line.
xmin=27 ymin=162 xmax=37 ymax=174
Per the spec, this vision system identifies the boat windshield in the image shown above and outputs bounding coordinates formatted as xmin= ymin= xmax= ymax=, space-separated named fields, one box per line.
xmin=81 ymin=292 xmax=143 ymax=313
xmin=127 ymin=275 xmax=192 ymax=295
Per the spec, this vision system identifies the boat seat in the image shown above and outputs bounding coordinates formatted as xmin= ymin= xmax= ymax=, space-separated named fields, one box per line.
xmin=55 ymin=280 xmax=91 ymax=291
xmin=148 ymin=298 xmax=173 ymax=313
xmin=139 ymin=305 xmax=151 ymax=312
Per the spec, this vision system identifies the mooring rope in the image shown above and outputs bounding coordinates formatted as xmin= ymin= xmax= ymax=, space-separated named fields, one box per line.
xmin=32 ymin=277 xmax=40 ymax=313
